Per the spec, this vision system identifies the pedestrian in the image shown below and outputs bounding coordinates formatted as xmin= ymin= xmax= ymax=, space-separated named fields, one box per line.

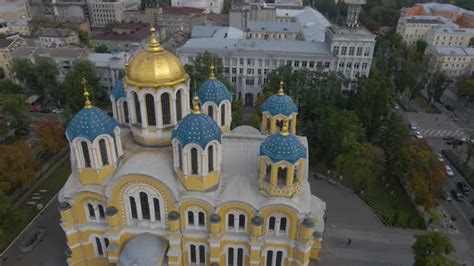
xmin=347 ymin=238 xmax=352 ymax=245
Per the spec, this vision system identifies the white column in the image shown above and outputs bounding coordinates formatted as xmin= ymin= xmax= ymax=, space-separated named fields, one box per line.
xmin=139 ymin=96 xmax=148 ymax=128
xmin=171 ymin=93 xmax=177 ymax=125
xmin=201 ymin=149 xmax=208 ymax=176
xmin=91 ymin=146 xmax=100 ymax=169
xmin=155 ymin=93 xmax=162 ymax=128
xmin=108 ymin=137 xmax=116 ymax=163
xmin=111 ymin=98 xmax=118 ymax=121
xmin=182 ymin=149 xmax=189 ymax=176
xmin=115 ymin=131 xmax=123 ymax=157
xmin=127 ymin=92 xmax=136 ymax=124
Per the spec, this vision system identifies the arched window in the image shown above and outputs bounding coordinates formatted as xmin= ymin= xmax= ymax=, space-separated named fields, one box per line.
xmin=129 ymin=196 xmax=137 ymax=219
xmin=208 ymin=145 xmax=214 ymax=172
xmin=269 ymin=217 xmax=276 ymax=231
xmin=265 ymin=164 xmax=272 ymax=182
xmin=81 ymin=141 xmax=91 ymax=168
xmin=87 ymin=203 xmax=95 ymax=219
xmin=123 ymin=101 xmax=129 ymax=123
xmin=139 ymin=192 xmax=150 ymax=220
xmin=276 ymin=119 xmax=283 ymax=132
xmin=133 ymin=92 xmax=141 ymax=124
xmin=145 ymin=94 xmax=156 ymax=126
xmin=99 ymin=139 xmax=109 ymax=166
xmin=277 ymin=167 xmax=287 ymax=186
xmin=266 ymin=117 xmax=271 ymax=132
xmin=267 ymin=215 xmax=288 ymax=237
xmin=221 ymin=104 xmax=226 ymax=126
xmin=153 ymin=198 xmax=161 ymax=221
xmin=176 ymin=90 xmax=182 ymax=120
xmin=161 ymin=93 xmax=171 ymax=125
xmin=198 ymin=211 xmax=205 ymax=226
xmin=266 ymin=250 xmax=273 ymax=266
xmin=95 ymin=237 xmax=103 ymax=256
xmin=293 ymin=164 xmax=299 ymax=184
xmin=191 ymin=147 xmax=198 ymax=175
xmin=98 ymin=204 xmax=105 ymax=220
xmin=228 ymin=214 xmax=235 ymax=228
xmin=187 ymin=211 xmax=194 ymax=225
xmin=228 ymin=247 xmax=234 ymax=265
xmin=276 ymin=251 xmax=283 ymax=266
xmin=238 ymin=214 xmax=245 ymax=229
xmin=207 ymin=105 xmax=213 ymax=119
xmin=280 ymin=217 xmax=287 ymax=232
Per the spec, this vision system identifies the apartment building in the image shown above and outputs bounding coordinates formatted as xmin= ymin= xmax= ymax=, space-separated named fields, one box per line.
xmin=36 ymin=27 xmax=79 ymax=47
xmin=0 ymin=2 xmax=31 ymax=20
xmin=171 ymin=0 xmax=223 ymax=14
xmin=0 ymin=37 xmax=24 ymax=79
xmin=88 ymin=52 xmax=125 ymax=88
xmin=90 ymin=22 xmax=149 ymax=52
xmin=88 ymin=0 xmax=139 ymax=28
xmin=424 ymin=27 xmax=474 ymax=47
xmin=427 ymin=46 xmax=474 ymax=79
xmin=396 ymin=16 xmax=455 ymax=45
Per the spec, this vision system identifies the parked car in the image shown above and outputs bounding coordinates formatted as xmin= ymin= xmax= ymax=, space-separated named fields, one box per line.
xmin=414 ymin=131 xmax=423 ymax=139
xmin=29 ymin=106 xmax=39 ymax=113
xmin=409 ymin=123 xmax=417 ymax=130
xmin=394 ymin=104 xmax=400 ymax=110
xmin=52 ymin=108 xmax=63 ymax=114
xmin=457 ymin=181 xmax=470 ymax=195
xmin=450 ymin=189 xmax=463 ymax=201
xmin=445 ymin=165 xmax=454 ymax=177
xmin=437 ymin=153 xmax=444 ymax=162
xmin=443 ymin=136 xmax=455 ymax=141
xmin=447 ymin=139 xmax=464 ymax=146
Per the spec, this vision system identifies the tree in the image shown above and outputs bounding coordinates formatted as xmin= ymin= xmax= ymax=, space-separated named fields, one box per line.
xmin=32 ymin=117 xmax=66 ymax=154
xmin=105 ymin=20 xmax=120 ymax=31
xmin=95 ymin=44 xmax=110 ymax=53
xmin=0 ymin=140 xmax=38 ymax=192
xmin=463 ymin=141 xmax=474 ymax=168
xmin=184 ymin=51 xmax=235 ymax=93
xmin=412 ymin=232 xmax=456 ymax=266
xmin=0 ymin=192 xmax=24 ymax=240
xmin=0 ymin=79 xmax=23 ymax=95
xmin=11 ymin=57 xmax=59 ymax=97
xmin=0 ymin=94 xmax=30 ymax=130
xmin=62 ymin=60 xmax=102 ymax=113
xmin=11 ymin=58 xmax=37 ymax=92
xmin=0 ymin=67 xmax=4 ymax=79
xmin=459 ymin=79 xmax=474 ymax=98
xmin=355 ymin=70 xmax=394 ymax=140
xmin=427 ymin=71 xmax=449 ymax=104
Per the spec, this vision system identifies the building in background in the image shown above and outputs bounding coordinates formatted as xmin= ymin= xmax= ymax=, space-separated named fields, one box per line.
xmin=28 ymin=0 xmax=54 ymax=17
xmin=396 ymin=16 xmax=458 ymax=45
xmin=172 ymin=0 xmax=223 ymax=14
xmin=36 ymin=27 xmax=80 ymax=47
xmin=401 ymin=2 xmax=474 ymax=29
xmin=426 ymin=46 xmax=474 ymax=79
xmin=0 ymin=37 xmax=25 ymax=79
xmin=11 ymin=46 xmax=88 ymax=80
xmin=90 ymin=22 xmax=149 ymax=52
xmin=179 ymin=5 xmax=375 ymax=106
xmin=7 ymin=19 xmax=31 ymax=36
xmin=88 ymin=52 xmax=125 ymax=88
xmin=0 ymin=1 xmax=31 ymax=20
xmin=87 ymin=0 xmax=139 ymax=28
xmin=52 ymin=0 xmax=88 ymax=19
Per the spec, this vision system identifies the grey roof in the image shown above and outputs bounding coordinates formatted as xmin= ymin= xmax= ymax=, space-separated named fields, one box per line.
xmin=191 ymin=25 xmax=245 ymax=39
xmin=0 ymin=2 xmax=26 ymax=13
xmin=247 ymin=21 xmax=301 ymax=33
xmin=7 ymin=19 xmax=30 ymax=26
xmin=403 ymin=15 xmax=448 ymax=25
xmin=0 ymin=38 xmax=16 ymax=48
xmin=180 ymin=37 xmax=331 ymax=56
xmin=433 ymin=46 xmax=474 ymax=56
xmin=418 ymin=2 xmax=474 ymax=17
xmin=11 ymin=46 xmax=88 ymax=59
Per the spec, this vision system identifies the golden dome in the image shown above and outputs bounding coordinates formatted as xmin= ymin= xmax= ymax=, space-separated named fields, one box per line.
xmin=124 ymin=27 xmax=188 ymax=89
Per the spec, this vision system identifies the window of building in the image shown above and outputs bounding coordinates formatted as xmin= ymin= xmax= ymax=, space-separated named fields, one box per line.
xmin=133 ymin=92 xmax=141 ymax=124
xmin=239 ymin=68 xmax=243 ymax=74
xmin=324 ymin=62 xmax=330 ymax=68
xmin=232 ymin=67 xmax=237 ymax=74
xmin=245 ymin=79 xmax=254 ymax=86
xmin=258 ymin=69 xmax=262 ymax=75
xmin=267 ymin=215 xmax=288 ymax=236
xmin=99 ymin=138 xmax=109 ymax=166
xmin=247 ymin=68 xmax=254 ymax=75
xmin=139 ymin=192 xmax=150 ymax=220
xmin=129 ymin=196 xmax=138 ymax=219
xmin=294 ymin=61 xmax=299 ymax=67
xmin=81 ymin=141 xmax=91 ymax=168
xmin=362 ymin=63 xmax=368 ymax=69
xmin=228 ymin=247 xmax=244 ymax=266
xmin=87 ymin=203 xmax=96 ymax=220
xmin=239 ymin=58 xmax=244 ymax=65
xmin=341 ymin=47 xmax=347 ymax=56
xmin=231 ymin=77 xmax=237 ymax=83
xmin=208 ymin=145 xmax=214 ymax=172
xmin=333 ymin=46 xmax=339 ymax=56
xmin=207 ymin=105 xmax=214 ymax=119
xmin=95 ymin=237 xmax=104 ymax=256
xmin=176 ymin=90 xmax=182 ymax=121
xmin=277 ymin=167 xmax=287 ymax=186
xmin=348 ymin=47 xmax=355 ymax=56
xmin=189 ymin=244 xmax=206 ymax=265
xmin=221 ymin=104 xmax=226 ymax=126
xmin=161 ymin=93 xmax=171 ymax=125
xmin=364 ymin=47 xmax=370 ymax=56
xmin=187 ymin=209 xmax=206 ymax=229
xmin=191 ymin=147 xmax=199 ymax=175
xmin=123 ymin=101 xmax=129 ymax=123
xmin=266 ymin=250 xmax=284 ymax=266
xmin=224 ymin=67 xmax=230 ymax=73
xmin=309 ymin=61 xmax=315 ymax=68
xmin=302 ymin=61 xmax=307 ymax=67
xmin=356 ymin=47 xmax=363 ymax=56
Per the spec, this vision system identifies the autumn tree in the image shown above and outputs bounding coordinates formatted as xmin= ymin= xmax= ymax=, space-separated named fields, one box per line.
xmin=32 ymin=117 xmax=66 ymax=154
xmin=406 ymin=140 xmax=446 ymax=210
xmin=0 ymin=140 xmax=38 ymax=192
xmin=412 ymin=232 xmax=456 ymax=266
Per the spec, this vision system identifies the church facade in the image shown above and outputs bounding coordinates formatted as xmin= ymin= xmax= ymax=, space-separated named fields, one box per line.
xmin=58 ymin=27 xmax=326 ymax=266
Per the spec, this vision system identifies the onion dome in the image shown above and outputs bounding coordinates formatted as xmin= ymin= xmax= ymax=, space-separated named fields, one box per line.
xmin=172 ymin=96 xmax=222 ymax=148
xmin=197 ymin=64 xmax=231 ymax=105
xmin=260 ymin=120 xmax=306 ymax=163
xmin=110 ymin=79 xmax=126 ymax=102
xmin=124 ymin=26 xmax=188 ymax=88
xmin=261 ymin=81 xmax=297 ymax=116
xmin=66 ymin=78 xmax=118 ymax=141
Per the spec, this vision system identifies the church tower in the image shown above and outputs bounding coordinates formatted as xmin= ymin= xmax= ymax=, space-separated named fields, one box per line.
xmin=260 ymin=81 xmax=298 ymax=135
xmin=124 ymin=26 xmax=191 ymax=146
xmin=66 ymin=78 xmax=123 ymax=185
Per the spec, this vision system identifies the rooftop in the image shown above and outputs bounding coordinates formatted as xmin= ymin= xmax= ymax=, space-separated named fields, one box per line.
xmin=38 ymin=27 xmax=77 ymax=37
xmin=91 ymin=22 xmax=149 ymax=42
xmin=0 ymin=38 xmax=16 ymax=48
xmin=11 ymin=46 xmax=88 ymax=59
xmin=417 ymin=2 xmax=474 ymax=17
xmin=403 ymin=15 xmax=448 ymax=24
xmin=434 ymin=46 xmax=474 ymax=56
xmin=247 ymin=21 xmax=302 ymax=33
xmin=88 ymin=52 xmax=125 ymax=67
xmin=162 ymin=6 xmax=205 ymax=14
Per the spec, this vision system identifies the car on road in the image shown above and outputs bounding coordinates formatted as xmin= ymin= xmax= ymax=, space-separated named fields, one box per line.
xmin=437 ymin=153 xmax=444 ymax=162
xmin=450 ymin=189 xmax=463 ymax=201
xmin=445 ymin=165 xmax=454 ymax=177
xmin=409 ymin=123 xmax=417 ymax=130
xmin=414 ymin=131 xmax=423 ymax=139
xmin=52 ymin=108 xmax=64 ymax=114
xmin=29 ymin=106 xmax=39 ymax=113
xmin=394 ymin=104 xmax=400 ymax=110
xmin=457 ymin=181 xmax=470 ymax=195
xmin=447 ymin=139 xmax=464 ymax=146
xmin=443 ymin=136 xmax=455 ymax=141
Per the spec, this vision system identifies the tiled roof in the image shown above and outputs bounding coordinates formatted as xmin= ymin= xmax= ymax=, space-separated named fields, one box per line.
xmin=260 ymin=132 xmax=306 ymax=163
xmin=162 ymin=7 xmax=205 ymax=14
xmin=198 ymin=78 xmax=231 ymax=106
xmin=261 ymin=93 xmax=297 ymax=116
xmin=66 ymin=107 xmax=118 ymax=141
xmin=110 ymin=79 xmax=126 ymax=102
xmin=172 ymin=112 xmax=221 ymax=148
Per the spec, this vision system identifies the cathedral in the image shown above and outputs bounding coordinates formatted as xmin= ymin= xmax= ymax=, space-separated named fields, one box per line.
xmin=58 ymin=27 xmax=326 ymax=266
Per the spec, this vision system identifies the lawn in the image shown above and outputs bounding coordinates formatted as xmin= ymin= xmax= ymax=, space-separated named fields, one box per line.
xmin=311 ymin=161 xmax=425 ymax=229
xmin=0 ymin=159 xmax=71 ymax=252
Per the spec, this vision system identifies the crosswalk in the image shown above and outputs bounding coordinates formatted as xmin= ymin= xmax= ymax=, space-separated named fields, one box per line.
xmin=418 ymin=128 xmax=468 ymax=138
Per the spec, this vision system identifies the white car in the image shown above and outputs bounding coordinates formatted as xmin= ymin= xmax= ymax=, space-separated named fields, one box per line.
xmin=445 ymin=165 xmax=454 ymax=177
xmin=410 ymin=123 xmax=417 ymax=130
xmin=52 ymin=108 xmax=64 ymax=114
xmin=437 ymin=153 xmax=444 ymax=162
xmin=415 ymin=131 xmax=423 ymax=139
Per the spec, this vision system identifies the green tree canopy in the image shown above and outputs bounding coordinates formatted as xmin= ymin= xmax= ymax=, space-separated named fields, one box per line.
xmin=427 ymin=71 xmax=449 ymax=103
xmin=459 ymin=79 xmax=474 ymax=98
xmin=0 ymin=94 xmax=30 ymax=130
xmin=412 ymin=232 xmax=456 ymax=266
xmin=0 ymin=192 xmax=24 ymax=240
xmin=11 ymin=57 xmax=59 ymax=97
xmin=95 ymin=44 xmax=110 ymax=53
xmin=0 ymin=79 xmax=23 ymax=95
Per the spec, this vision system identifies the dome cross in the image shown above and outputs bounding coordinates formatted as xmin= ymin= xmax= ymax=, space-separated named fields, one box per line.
xmin=209 ymin=63 xmax=216 ymax=80
xmin=192 ymin=96 xmax=201 ymax=114
xmin=81 ymin=77 xmax=93 ymax=109
xmin=148 ymin=26 xmax=163 ymax=53
xmin=278 ymin=80 xmax=285 ymax=95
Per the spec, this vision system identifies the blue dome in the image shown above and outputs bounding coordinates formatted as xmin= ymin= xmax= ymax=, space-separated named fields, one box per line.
xmin=66 ymin=107 xmax=119 ymax=141
xmin=261 ymin=94 xmax=297 ymax=116
xmin=197 ymin=79 xmax=231 ymax=106
xmin=110 ymin=80 xmax=126 ymax=102
xmin=260 ymin=133 xmax=306 ymax=163
xmin=172 ymin=112 xmax=221 ymax=148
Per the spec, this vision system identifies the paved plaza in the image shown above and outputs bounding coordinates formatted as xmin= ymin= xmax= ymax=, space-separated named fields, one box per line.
xmin=405 ymin=112 xmax=470 ymax=139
